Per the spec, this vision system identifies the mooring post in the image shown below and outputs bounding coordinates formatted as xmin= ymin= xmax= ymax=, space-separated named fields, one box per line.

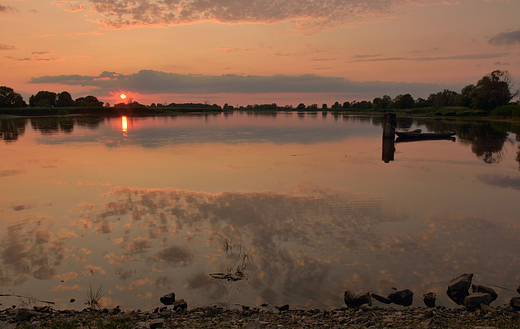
xmin=383 ymin=112 xmax=396 ymax=138
xmin=382 ymin=112 xmax=396 ymax=163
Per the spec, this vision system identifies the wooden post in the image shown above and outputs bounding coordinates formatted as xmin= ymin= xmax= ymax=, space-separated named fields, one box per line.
xmin=382 ymin=112 xmax=396 ymax=138
xmin=382 ymin=113 xmax=396 ymax=163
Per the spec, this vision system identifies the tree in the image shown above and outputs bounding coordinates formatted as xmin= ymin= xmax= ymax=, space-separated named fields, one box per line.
xmin=470 ymin=70 xmax=517 ymax=112
xmin=0 ymin=86 xmax=26 ymax=108
xmin=29 ymin=91 xmax=57 ymax=107
xmin=56 ymin=91 xmax=74 ymax=107
xmin=296 ymin=103 xmax=306 ymax=110
xmin=75 ymin=95 xmax=103 ymax=107
xmin=393 ymin=94 xmax=415 ymax=109
xmin=459 ymin=84 xmax=476 ymax=108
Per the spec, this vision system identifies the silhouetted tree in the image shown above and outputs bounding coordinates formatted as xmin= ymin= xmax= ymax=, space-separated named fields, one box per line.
xmin=29 ymin=91 xmax=57 ymax=107
xmin=56 ymin=91 xmax=74 ymax=107
xmin=470 ymin=70 xmax=517 ymax=112
xmin=393 ymin=94 xmax=415 ymax=109
xmin=428 ymin=90 xmax=458 ymax=108
xmin=296 ymin=103 xmax=306 ymax=110
xmin=459 ymin=84 xmax=476 ymax=108
xmin=75 ymin=95 xmax=103 ymax=107
xmin=0 ymin=86 xmax=26 ymax=108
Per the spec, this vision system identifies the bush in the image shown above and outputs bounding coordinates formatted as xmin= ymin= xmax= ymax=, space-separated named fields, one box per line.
xmin=490 ymin=105 xmax=520 ymax=118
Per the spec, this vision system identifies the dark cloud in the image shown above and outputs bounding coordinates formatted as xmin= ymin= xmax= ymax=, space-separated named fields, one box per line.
xmin=0 ymin=44 xmax=17 ymax=51
xmin=29 ymin=70 xmax=463 ymax=98
xmin=0 ymin=169 xmax=27 ymax=177
xmin=71 ymin=0 xmax=397 ymax=33
xmin=489 ymin=29 xmax=520 ymax=46
xmin=478 ymin=174 xmax=520 ymax=191
xmin=153 ymin=246 xmax=193 ymax=266
xmin=0 ymin=5 xmax=15 ymax=13
xmin=347 ymin=52 xmax=509 ymax=63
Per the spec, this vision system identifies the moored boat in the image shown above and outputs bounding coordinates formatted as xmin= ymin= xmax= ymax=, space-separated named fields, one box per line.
xmin=395 ymin=130 xmax=456 ymax=142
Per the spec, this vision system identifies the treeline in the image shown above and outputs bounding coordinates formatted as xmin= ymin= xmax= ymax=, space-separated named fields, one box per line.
xmin=0 ymin=89 xmax=105 ymax=108
xmin=1 ymin=70 xmax=518 ymax=115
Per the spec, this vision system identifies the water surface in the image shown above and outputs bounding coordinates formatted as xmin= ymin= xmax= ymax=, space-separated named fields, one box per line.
xmin=1 ymin=113 xmax=519 ymax=310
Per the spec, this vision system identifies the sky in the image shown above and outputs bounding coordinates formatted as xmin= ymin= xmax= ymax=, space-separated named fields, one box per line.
xmin=1 ymin=0 xmax=520 ymax=106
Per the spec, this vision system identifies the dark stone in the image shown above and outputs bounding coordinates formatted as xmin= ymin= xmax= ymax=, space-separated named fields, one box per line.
xmin=344 ymin=291 xmax=371 ymax=308
xmin=464 ymin=293 xmax=493 ymax=310
xmin=15 ymin=309 xmax=34 ymax=322
xmin=150 ymin=319 xmax=165 ymax=329
xmin=33 ymin=306 xmax=52 ymax=313
xmin=447 ymin=273 xmax=473 ymax=305
xmin=472 ymin=284 xmax=498 ymax=301
xmin=510 ymin=297 xmax=520 ymax=311
xmin=260 ymin=303 xmax=268 ymax=307
xmin=160 ymin=293 xmax=175 ymax=306
xmin=275 ymin=304 xmax=289 ymax=311
xmin=517 ymin=285 xmax=520 ymax=295
xmin=371 ymin=293 xmax=392 ymax=304
xmin=423 ymin=292 xmax=436 ymax=308
xmin=388 ymin=289 xmax=413 ymax=306
xmin=173 ymin=299 xmax=187 ymax=310
xmin=70 ymin=299 xmax=75 ymax=303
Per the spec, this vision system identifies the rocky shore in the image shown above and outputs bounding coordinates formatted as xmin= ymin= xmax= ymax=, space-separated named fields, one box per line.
xmin=2 ymin=273 xmax=520 ymax=328
xmin=1 ymin=303 xmax=520 ymax=328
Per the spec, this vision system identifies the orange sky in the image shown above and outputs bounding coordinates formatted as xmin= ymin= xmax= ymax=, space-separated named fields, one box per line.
xmin=1 ymin=0 xmax=519 ymax=106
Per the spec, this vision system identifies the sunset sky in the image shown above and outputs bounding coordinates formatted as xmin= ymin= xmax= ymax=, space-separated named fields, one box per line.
xmin=1 ymin=0 xmax=519 ymax=106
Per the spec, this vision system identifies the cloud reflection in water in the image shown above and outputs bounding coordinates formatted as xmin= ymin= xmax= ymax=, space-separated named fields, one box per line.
xmin=1 ymin=183 xmax=519 ymax=309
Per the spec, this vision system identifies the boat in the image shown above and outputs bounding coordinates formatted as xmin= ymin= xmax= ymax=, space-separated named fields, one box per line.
xmin=395 ymin=129 xmax=456 ymax=143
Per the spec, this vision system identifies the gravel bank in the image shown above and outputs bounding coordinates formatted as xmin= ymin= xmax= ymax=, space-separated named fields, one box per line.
xmin=1 ymin=304 xmax=520 ymax=328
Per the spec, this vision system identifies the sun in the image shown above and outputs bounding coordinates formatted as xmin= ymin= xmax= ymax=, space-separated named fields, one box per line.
xmin=120 ymin=93 xmax=127 ymax=100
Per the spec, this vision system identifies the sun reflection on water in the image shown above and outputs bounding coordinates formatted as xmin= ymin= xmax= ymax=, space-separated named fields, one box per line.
xmin=121 ymin=116 xmax=128 ymax=133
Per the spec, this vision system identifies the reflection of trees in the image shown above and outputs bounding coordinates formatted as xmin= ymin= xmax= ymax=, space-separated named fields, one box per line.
xmin=418 ymin=119 xmax=509 ymax=164
xmin=75 ymin=116 xmax=105 ymax=129
xmin=30 ymin=116 xmax=106 ymax=135
xmin=0 ymin=118 xmax=27 ymax=142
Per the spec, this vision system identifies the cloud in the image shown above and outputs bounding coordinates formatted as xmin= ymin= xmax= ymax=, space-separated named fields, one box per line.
xmin=29 ymin=69 xmax=463 ymax=97
xmin=0 ymin=44 xmax=17 ymax=51
xmin=0 ymin=5 xmax=16 ymax=13
xmin=63 ymin=0 xmax=402 ymax=33
xmin=6 ymin=55 xmax=64 ymax=62
xmin=478 ymin=174 xmax=520 ymax=191
xmin=489 ymin=29 xmax=520 ymax=46
xmin=347 ymin=52 xmax=509 ymax=63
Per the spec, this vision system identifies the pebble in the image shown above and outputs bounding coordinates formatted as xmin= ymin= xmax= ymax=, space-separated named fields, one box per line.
xmin=1 ymin=304 xmax=520 ymax=328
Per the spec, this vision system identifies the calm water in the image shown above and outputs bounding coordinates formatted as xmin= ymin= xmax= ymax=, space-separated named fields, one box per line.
xmin=0 ymin=112 xmax=519 ymax=310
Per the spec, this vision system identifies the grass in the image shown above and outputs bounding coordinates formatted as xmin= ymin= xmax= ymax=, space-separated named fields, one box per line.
xmin=84 ymin=285 xmax=106 ymax=310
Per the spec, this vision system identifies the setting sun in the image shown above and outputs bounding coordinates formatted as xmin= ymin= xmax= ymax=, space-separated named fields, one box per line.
xmin=120 ymin=94 xmax=127 ymax=100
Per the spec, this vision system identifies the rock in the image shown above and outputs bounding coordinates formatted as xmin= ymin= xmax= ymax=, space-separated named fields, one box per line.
xmin=423 ymin=292 xmax=436 ymax=308
xmin=274 ymin=304 xmax=289 ymax=311
xmin=160 ymin=293 xmax=175 ymax=306
xmin=344 ymin=290 xmax=371 ymax=308
xmin=149 ymin=319 xmax=165 ymax=329
xmin=360 ymin=304 xmax=374 ymax=312
xmin=70 ymin=298 xmax=75 ymax=303
xmin=388 ymin=289 xmax=413 ymax=306
xmin=463 ymin=293 xmax=493 ymax=310
xmin=15 ymin=309 xmax=34 ymax=322
xmin=447 ymin=273 xmax=473 ymax=305
xmin=510 ymin=297 xmax=520 ymax=311
xmin=371 ymin=293 xmax=392 ymax=304
xmin=472 ymin=284 xmax=498 ymax=301
xmin=173 ymin=299 xmax=187 ymax=310
xmin=480 ymin=304 xmax=496 ymax=313
xmin=33 ymin=305 xmax=52 ymax=313
xmin=517 ymin=285 xmax=520 ymax=295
